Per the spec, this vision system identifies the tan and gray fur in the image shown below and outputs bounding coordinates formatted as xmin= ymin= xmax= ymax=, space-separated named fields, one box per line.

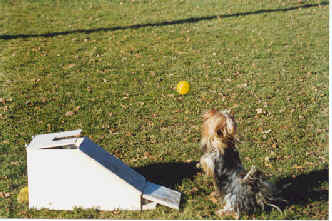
xmin=199 ymin=109 xmax=283 ymax=218
xmin=200 ymin=109 xmax=237 ymax=177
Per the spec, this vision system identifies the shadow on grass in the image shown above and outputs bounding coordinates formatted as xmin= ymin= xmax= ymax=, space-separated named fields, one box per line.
xmin=134 ymin=161 xmax=200 ymax=189
xmin=135 ymin=162 xmax=327 ymax=209
xmin=0 ymin=1 xmax=328 ymax=40
xmin=277 ymin=168 xmax=328 ymax=207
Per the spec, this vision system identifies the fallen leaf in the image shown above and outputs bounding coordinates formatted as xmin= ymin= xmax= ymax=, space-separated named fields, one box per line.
xmin=109 ymin=128 xmax=117 ymax=134
xmin=47 ymin=124 xmax=52 ymax=132
xmin=232 ymin=104 xmax=239 ymax=109
xmin=293 ymin=165 xmax=304 ymax=170
xmin=74 ymin=106 xmax=80 ymax=112
xmin=208 ymin=191 xmax=219 ymax=204
xmin=112 ymin=210 xmax=121 ymax=215
xmin=64 ymin=63 xmax=76 ymax=70
xmin=151 ymin=113 xmax=158 ymax=118
xmin=262 ymin=129 xmax=272 ymax=134
xmin=65 ymin=111 xmax=74 ymax=117
xmin=41 ymin=97 xmax=47 ymax=103
xmin=32 ymin=78 xmax=41 ymax=83
xmin=256 ymin=108 xmax=263 ymax=114
xmin=190 ymin=187 xmax=199 ymax=194
xmin=237 ymin=83 xmax=248 ymax=88
xmin=265 ymin=162 xmax=272 ymax=168
xmin=10 ymin=161 xmax=19 ymax=166
xmin=270 ymin=151 xmax=277 ymax=158
xmin=0 ymin=192 xmax=10 ymax=198
xmin=144 ymin=152 xmax=151 ymax=159
xmin=264 ymin=156 xmax=270 ymax=162
xmin=17 ymin=186 xmax=28 ymax=203
xmin=245 ymin=157 xmax=251 ymax=162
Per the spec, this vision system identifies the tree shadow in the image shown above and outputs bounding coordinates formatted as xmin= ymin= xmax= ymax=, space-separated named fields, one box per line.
xmin=0 ymin=1 xmax=328 ymax=40
xmin=134 ymin=161 xmax=200 ymax=189
xmin=276 ymin=168 xmax=328 ymax=207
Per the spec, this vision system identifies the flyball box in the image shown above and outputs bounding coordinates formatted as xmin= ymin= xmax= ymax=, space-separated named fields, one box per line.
xmin=26 ymin=129 xmax=181 ymax=211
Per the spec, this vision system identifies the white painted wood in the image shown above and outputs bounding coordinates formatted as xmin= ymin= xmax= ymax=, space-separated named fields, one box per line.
xmin=142 ymin=202 xmax=157 ymax=210
xmin=27 ymin=140 xmax=141 ymax=210
xmin=26 ymin=130 xmax=181 ymax=211
xmin=143 ymin=181 xmax=181 ymax=210
xmin=27 ymin=129 xmax=82 ymax=150
xmin=28 ymin=149 xmax=140 ymax=210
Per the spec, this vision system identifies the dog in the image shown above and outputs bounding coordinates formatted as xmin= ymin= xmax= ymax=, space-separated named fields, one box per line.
xmin=199 ymin=109 xmax=283 ymax=218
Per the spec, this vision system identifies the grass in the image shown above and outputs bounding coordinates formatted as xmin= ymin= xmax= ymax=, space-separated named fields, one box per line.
xmin=0 ymin=0 xmax=329 ymax=219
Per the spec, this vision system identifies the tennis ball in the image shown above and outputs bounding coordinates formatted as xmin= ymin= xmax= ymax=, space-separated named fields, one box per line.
xmin=17 ymin=186 xmax=29 ymax=204
xmin=176 ymin=81 xmax=190 ymax=95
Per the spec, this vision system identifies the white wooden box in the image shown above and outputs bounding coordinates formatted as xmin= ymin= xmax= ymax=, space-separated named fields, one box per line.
xmin=26 ymin=129 xmax=181 ymax=211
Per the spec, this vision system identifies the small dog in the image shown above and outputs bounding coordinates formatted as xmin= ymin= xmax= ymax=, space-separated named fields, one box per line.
xmin=199 ymin=109 xmax=283 ymax=218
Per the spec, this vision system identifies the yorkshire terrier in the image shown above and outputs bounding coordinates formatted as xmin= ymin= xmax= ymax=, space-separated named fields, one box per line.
xmin=199 ymin=109 xmax=283 ymax=218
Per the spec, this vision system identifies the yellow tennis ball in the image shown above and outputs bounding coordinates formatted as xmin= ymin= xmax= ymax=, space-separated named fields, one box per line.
xmin=17 ymin=186 xmax=29 ymax=204
xmin=176 ymin=81 xmax=190 ymax=95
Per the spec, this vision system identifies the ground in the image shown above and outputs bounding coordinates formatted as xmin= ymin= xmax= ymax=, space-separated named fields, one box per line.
xmin=0 ymin=0 xmax=328 ymax=219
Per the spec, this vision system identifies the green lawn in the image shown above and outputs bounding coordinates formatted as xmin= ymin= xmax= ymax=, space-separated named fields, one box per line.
xmin=0 ymin=0 xmax=328 ymax=219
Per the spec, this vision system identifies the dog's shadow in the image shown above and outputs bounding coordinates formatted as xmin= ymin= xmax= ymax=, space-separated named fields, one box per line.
xmin=134 ymin=161 xmax=201 ymax=189
xmin=276 ymin=168 xmax=328 ymax=207
xmin=135 ymin=162 xmax=328 ymax=210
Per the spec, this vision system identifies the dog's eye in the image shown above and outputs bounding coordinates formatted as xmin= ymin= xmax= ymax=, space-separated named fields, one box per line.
xmin=216 ymin=129 xmax=223 ymax=137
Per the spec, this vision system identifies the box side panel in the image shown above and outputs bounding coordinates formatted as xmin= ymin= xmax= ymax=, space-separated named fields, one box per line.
xmin=70 ymin=151 xmax=142 ymax=210
xmin=27 ymin=149 xmax=82 ymax=210
xmin=27 ymin=149 xmax=142 ymax=210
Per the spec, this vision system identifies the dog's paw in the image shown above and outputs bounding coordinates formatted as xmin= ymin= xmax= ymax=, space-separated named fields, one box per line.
xmin=216 ymin=209 xmax=239 ymax=219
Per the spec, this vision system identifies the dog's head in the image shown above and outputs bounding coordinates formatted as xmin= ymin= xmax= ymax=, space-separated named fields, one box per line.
xmin=200 ymin=109 xmax=236 ymax=153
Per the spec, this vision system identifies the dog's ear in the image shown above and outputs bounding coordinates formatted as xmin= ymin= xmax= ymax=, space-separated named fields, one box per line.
xmin=221 ymin=110 xmax=236 ymax=136
xmin=202 ymin=109 xmax=217 ymax=121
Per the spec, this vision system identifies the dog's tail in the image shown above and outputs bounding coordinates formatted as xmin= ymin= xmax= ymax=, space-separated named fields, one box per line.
xmin=242 ymin=166 xmax=286 ymax=215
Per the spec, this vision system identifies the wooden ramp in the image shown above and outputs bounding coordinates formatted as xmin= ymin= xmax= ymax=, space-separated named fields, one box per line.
xmin=143 ymin=181 xmax=181 ymax=210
